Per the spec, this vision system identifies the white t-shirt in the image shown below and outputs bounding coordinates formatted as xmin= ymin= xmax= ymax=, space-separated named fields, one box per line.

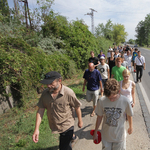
xmin=124 ymin=55 xmax=132 ymax=67
xmin=107 ymin=52 xmax=111 ymax=58
xmin=134 ymin=55 xmax=145 ymax=66
xmin=97 ymin=63 xmax=109 ymax=79
xmin=96 ymin=95 xmax=133 ymax=142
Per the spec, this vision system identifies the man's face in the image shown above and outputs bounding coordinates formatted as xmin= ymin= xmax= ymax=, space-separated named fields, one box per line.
xmin=108 ymin=94 xmax=119 ymax=102
xmin=116 ymin=60 xmax=122 ymax=67
xmin=127 ymin=50 xmax=130 ymax=55
xmin=88 ymin=64 xmax=95 ymax=72
xmin=100 ymin=59 xmax=105 ymax=64
xmin=91 ymin=52 xmax=94 ymax=57
xmin=47 ymin=79 xmax=60 ymax=92
xmin=138 ymin=52 xmax=141 ymax=57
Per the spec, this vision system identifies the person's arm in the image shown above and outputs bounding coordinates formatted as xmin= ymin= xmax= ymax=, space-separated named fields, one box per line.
xmin=75 ymin=107 xmax=83 ymax=128
xmin=93 ymin=115 xmax=103 ymax=142
xmin=32 ymin=108 xmax=45 ymax=143
xmin=134 ymin=59 xmax=136 ymax=70
xmin=127 ymin=115 xmax=133 ymax=135
xmin=107 ymin=68 xmax=110 ymax=79
xmin=143 ymin=63 xmax=145 ymax=70
xmin=99 ymin=80 xmax=103 ymax=97
xmin=82 ymin=79 xmax=87 ymax=92
xmin=111 ymin=74 xmax=114 ymax=78
xmin=131 ymin=82 xmax=135 ymax=107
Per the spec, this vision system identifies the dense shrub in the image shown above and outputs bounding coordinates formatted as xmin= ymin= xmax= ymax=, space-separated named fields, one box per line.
xmin=0 ymin=37 xmax=77 ymax=107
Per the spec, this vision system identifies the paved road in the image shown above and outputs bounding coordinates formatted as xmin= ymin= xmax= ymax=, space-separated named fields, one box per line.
xmin=73 ymin=72 xmax=150 ymax=150
xmin=138 ymin=47 xmax=150 ymax=101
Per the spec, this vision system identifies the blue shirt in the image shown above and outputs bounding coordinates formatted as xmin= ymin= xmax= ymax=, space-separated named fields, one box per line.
xmin=83 ymin=69 xmax=102 ymax=91
xmin=132 ymin=52 xmax=138 ymax=61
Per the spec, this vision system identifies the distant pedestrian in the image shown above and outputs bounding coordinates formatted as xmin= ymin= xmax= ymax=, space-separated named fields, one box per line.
xmin=89 ymin=51 xmax=100 ymax=69
xmin=32 ymin=71 xmax=83 ymax=150
xmin=97 ymin=56 xmax=110 ymax=96
xmin=83 ymin=63 xmax=103 ymax=117
xmin=121 ymin=56 xmax=128 ymax=69
xmin=132 ymin=48 xmax=138 ymax=67
xmin=93 ymin=78 xmax=133 ymax=150
xmin=119 ymin=69 xmax=136 ymax=107
xmin=98 ymin=50 xmax=105 ymax=60
xmin=111 ymin=57 xmax=126 ymax=81
xmin=124 ymin=50 xmax=132 ymax=72
xmin=108 ymin=51 xmax=115 ymax=78
xmin=134 ymin=51 xmax=146 ymax=83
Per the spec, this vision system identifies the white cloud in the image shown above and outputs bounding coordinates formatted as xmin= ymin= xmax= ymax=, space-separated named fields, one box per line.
xmin=8 ymin=0 xmax=150 ymax=41
xmin=51 ymin=0 xmax=150 ymax=41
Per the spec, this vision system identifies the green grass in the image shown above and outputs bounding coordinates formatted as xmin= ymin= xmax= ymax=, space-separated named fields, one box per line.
xmin=0 ymin=109 xmax=59 ymax=150
xmin=0 ymin=71 xmax=84 ymax=150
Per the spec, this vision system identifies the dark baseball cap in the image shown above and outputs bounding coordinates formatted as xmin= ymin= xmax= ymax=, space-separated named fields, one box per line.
xmin=40 ymin=71 xmax=61 ymax=84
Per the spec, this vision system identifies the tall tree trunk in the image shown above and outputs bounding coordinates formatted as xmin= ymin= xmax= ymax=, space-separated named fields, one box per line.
xmin=26 ymin=0 xmax=32 ymax=29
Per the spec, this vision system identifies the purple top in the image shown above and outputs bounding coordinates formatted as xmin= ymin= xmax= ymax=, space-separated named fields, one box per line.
xmin=98 ymin=54 xmax=105 ymax=59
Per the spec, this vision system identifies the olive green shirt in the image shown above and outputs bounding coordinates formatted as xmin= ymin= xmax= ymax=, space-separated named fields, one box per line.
xmin=37 ymin=84 xmax=81 ymax=134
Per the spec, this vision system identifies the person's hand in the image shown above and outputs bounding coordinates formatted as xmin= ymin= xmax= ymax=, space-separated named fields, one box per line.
xmin=32 ymin=129 xmax=39 ymax=143
xmin=144 ymin=67 xmax=145 ymax=70
xmin=78 ymin=120 xmax=83 ymax=128
xmin=128 ymin=127 xmax=133 ymax=135
xmin=100 ymin=88 xmax=104 ymax=93
xmin=93 ymin=131 xmax=98 ymax=143
xmin=132 ymin=102 xmax=135 ymax=107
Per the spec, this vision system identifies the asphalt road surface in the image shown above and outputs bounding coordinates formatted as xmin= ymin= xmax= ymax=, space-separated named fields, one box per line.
xmin=137 ymin=47 xmax=150 ymax=102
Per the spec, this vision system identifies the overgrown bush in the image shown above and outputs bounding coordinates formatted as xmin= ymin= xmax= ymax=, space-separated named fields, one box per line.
xmin=0 ymin=37 xmax=77 ymax=107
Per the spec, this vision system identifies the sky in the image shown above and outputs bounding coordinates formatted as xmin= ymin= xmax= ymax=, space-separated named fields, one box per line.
xmin=8 ymin=0 xmax=150 ymax=41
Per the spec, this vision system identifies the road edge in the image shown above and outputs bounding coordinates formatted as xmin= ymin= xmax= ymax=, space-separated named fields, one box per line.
xmin=132 ymin=72 xmax=150 ymax=138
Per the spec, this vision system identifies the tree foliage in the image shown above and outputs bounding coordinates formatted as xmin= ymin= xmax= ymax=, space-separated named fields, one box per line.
xmin=95 ymin=20 xmax=127 ymax=45
xmin=135 ymin=14 xmax=150 ymax=47
xmin=0 ymin=1 xmax=128 ymax=108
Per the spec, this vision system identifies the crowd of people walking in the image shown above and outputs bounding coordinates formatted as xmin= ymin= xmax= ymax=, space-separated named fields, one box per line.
xmin=32 ymin=44 xmax=146 ymax=150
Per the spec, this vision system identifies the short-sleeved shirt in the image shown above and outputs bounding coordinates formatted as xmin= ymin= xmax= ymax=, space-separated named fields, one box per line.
xmin=121 ymin=61 xmax=128 ymax=68
xmin=132 ymin=52 xmax=138 ymax=61
xmin=95 ymin=95 xmax=133 ymax=142
xmin=37 ymin=85 xmax=81 ymax=134
xmin=124 ymin=55 xmax=132 ymax=67
xmin=111 ymin=66 xmax=126 ymax=81
xmin=88 ymin=57 xmax=99 ymax=69
xmin=83 ymin=69 xmax=102 ymax=91
xmin=134 ymin=55 xmax=145 ymax=66
xmin=98 ymin=54 xmax=105 ymax=59
xmin=97 ymin=63 xmax=109 ymax=79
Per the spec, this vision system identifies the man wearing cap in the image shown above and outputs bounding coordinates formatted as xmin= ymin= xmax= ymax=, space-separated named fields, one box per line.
xmin=83 ymin=63 xmax=103 ymax=117
xmin=97 ymin=56 xmax=110 ymax=96
xmin=32 ymin=71 xmax=83 ymax=150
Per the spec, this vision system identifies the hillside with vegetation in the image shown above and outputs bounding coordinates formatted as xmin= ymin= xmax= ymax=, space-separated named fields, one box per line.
xmin=0 ymin=0 xmax=128 ymax=149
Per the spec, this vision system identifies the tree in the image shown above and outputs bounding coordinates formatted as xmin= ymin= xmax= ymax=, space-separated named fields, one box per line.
xmin=0 ymin=0 xmax=10 ymax=16
xmin=112 ymin=24 xmax=128 ymax=45
xmin=95 ymin=19 xmax=113 ymax=40
xmin=128 ymin=39 xmax=135 ymax=44
xmin=135 ymin=20 xmax=145 ymax=46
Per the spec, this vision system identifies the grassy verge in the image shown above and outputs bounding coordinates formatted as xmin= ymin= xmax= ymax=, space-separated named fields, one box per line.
xmin=0 ymin=71 xmax=85 ymax=150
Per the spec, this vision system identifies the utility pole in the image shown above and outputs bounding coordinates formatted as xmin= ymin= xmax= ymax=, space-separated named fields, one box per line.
xmin=85 ymin=8 xmax=97 ymax=34
xmin=19 ymin=0 xmax=32 ymax=29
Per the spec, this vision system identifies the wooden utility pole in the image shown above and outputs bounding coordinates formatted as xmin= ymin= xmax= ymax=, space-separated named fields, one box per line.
xmin=13 ymin=0 xmax=18 ymax=16
xmin=19 ymin=0 xmax=32 ymax=29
